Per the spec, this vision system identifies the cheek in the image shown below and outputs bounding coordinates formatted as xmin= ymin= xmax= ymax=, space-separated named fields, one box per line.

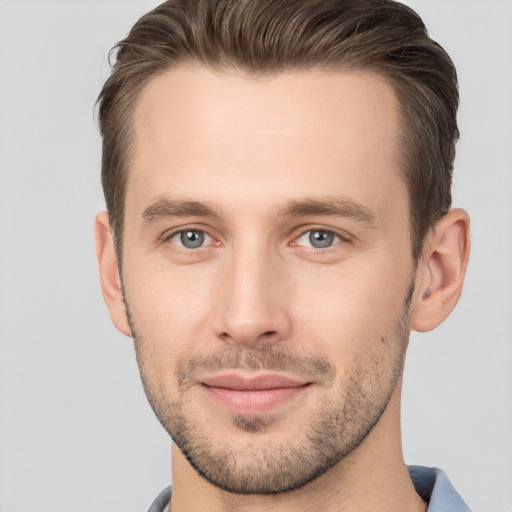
xmin=124 ymin=259 xmax=217 ymax=363
xmin=291 ymin=262 xmax=408 ymax=349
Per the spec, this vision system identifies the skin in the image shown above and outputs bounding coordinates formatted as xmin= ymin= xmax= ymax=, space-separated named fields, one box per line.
xmin=95 ymin=64 xmax=470 ymax=511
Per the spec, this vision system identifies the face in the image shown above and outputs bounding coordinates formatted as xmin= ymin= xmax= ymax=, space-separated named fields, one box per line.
xmin=121 ymin=65 xmax=416 ymax=494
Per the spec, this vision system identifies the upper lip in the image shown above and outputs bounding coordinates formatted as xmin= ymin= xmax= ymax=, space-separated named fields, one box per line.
xmin=201 ymin=373 xmax=309 ymax=391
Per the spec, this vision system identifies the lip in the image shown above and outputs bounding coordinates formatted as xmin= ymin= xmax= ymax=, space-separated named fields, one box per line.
xmin=200 ymin=373 xmax=311 ymax=415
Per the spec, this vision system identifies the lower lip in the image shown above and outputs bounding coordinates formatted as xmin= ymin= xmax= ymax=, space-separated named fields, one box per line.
xmin=202 ymin=384 xmax=310 ymax=415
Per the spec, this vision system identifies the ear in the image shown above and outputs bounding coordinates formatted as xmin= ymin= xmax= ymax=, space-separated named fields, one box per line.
xmin=94 ymin=211 xmax=132 ymax=337
xmin=411 ymin=208 xmax=470 ymax=332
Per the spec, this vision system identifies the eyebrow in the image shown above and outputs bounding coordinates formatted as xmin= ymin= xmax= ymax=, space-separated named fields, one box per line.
xmin=282 ymin=197 xmax=377 ymax=225
xmin=141 ymin=198 xmax=219 ymax=225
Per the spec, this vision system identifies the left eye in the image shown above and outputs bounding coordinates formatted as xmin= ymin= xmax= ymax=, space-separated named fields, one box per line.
xmin=296 ymin=229 xmax=341 ymax=249
xmin=169 ymin=229 xmax=213 ymax=249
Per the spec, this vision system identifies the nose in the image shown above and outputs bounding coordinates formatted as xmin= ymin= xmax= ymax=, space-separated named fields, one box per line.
xmin=212 ymin=247 xmax=292 ymax=347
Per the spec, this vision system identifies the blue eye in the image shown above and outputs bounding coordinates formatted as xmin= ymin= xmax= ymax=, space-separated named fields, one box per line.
xmin=297 ymin=229 xmax=341 ymax=249
xmin=170 ymin=229 xmax=212 ymax=249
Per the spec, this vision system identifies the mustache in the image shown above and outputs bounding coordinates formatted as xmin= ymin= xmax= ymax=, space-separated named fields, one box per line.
xmin=177 ymin=344 xmax=336 ymax=386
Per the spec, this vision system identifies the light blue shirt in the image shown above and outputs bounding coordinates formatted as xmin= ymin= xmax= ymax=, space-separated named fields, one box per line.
xmin=148 ymin=465 xmax=471 ymax=511
xmin=408 ymin=465 xmax=471 ymax=511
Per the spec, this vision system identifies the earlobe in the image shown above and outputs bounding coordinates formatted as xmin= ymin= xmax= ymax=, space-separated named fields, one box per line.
xmin=94 ymin=212 xmax=132 ymax=337
xmin=411 ymin=208 xmax=471 ymax=332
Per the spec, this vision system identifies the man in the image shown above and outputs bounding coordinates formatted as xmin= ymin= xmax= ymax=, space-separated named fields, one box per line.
xmin=94 ymin=0 xmax=471 ymax=510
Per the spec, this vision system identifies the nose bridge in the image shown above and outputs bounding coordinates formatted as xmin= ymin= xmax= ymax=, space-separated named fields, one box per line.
xmin=214 ymin=238 xmax=290 ymax=345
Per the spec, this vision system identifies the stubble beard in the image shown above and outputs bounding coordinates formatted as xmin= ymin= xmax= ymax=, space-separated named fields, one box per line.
xmin=125 ymin=282 xmax=413 ymax=495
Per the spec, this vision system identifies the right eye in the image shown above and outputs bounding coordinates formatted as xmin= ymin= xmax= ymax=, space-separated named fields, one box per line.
xmin=168 ymin=229 xmax=213 ymax=249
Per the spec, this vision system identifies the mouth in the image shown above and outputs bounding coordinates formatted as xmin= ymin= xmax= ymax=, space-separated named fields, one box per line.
xmin=200 ymin=373 xmax=312 ymax=415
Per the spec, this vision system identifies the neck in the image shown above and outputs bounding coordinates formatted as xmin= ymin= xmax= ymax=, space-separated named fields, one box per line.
xmin=169 ymin=381 xmax=426 ymax=512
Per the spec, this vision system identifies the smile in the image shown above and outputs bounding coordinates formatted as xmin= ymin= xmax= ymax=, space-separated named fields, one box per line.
xmin=200 ymin=374 xmax=312 ymax=415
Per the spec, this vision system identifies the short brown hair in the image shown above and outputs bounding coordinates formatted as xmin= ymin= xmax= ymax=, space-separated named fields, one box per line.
xmin=97 ymin=0 xmax=459 ymax=262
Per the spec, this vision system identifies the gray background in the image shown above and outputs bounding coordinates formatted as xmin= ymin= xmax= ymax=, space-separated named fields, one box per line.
xmin=0 ymin=1 xmax=510 ymax=510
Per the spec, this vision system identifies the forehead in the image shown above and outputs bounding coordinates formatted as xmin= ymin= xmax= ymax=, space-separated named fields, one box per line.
xmin=128 ymin=64 xmax=405 ymax=223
